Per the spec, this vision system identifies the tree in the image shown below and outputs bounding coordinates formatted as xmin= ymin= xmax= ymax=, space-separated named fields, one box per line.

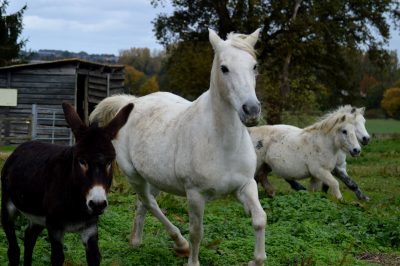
xmin=0 ymin=0 xmax=26 ymax=66
xmin=118 ymin=47 xmax=164 ymax=76
xmin=139 ymin=76 xmax=160 ymax=95
xmin=152 ymin=0 xmax=400 ymax=123
xmin=162 ymin=40 xmax=213 ymax=100
xmin=124 ymin=65 xmax=146 ymax=95
xmin=381 ymin=87 xmax=400 ymax=119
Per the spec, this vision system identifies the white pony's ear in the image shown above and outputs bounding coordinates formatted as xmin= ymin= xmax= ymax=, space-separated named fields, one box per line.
xmin=209 ymin=28 xmax=222 ymax=49
xmin=245 ymin=28 xmax=261 ymax=47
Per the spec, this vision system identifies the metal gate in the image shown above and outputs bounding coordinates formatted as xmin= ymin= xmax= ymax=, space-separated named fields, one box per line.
xmin=31 ymin=104 xmax=73 ymax=145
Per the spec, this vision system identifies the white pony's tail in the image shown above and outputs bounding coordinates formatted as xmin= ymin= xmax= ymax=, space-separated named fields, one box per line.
xmin=89 ymin=94 xmax=136 ymax=126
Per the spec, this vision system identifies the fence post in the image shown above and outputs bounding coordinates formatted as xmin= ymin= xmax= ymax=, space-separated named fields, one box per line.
xmin=31 ymin=104 xmax=37 ymax=140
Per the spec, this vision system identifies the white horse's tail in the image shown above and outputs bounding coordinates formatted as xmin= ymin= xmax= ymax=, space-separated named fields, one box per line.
xmin=89 ymin=94 xmax=136 ymax=126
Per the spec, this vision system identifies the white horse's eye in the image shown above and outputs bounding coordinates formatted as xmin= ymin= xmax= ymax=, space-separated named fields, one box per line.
xmin=220 ymin=65 xmax=229 ymax=74
xmin=253 ymin=64 xmax=257 ymax=71
xmin=342 ymin=130 xmax=347 ymax=135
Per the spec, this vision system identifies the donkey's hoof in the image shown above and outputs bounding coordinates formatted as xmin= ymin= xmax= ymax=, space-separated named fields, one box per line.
xmin=174 ymin=242 xmax=190 ymax=257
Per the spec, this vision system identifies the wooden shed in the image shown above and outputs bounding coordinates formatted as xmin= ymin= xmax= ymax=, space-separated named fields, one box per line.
xmin=0 ymin=59 xmax=126 ymax=144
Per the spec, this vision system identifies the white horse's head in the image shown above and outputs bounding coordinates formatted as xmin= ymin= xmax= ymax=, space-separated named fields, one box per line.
xmin=352 ymin=107 xmax=370 ymax=145
xmin=209 ymin=28 xmax=261 ymax=126
xmin=335 ymin=114 xmax=361 ymax=157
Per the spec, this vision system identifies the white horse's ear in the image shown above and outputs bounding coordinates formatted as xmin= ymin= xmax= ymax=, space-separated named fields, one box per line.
xmin=245 ymin=28 xmax=261 ymax=47
xmin=209 ymin=28 xmax=222 ymax=49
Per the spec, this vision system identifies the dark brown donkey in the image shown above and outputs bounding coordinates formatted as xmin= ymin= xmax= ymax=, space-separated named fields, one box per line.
xmin=1 ymin=102 xmax=133 ymax=266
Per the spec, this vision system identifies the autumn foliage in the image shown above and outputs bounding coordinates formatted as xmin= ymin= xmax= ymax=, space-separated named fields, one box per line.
xmin=381 ymin=87 xmax=400 ymax=119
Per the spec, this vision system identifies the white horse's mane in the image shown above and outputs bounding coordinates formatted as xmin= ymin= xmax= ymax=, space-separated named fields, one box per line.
xmin=304 ymin=105 xmax=357 ymax=134
xmin=226 ymin=32 xmax=257 ymax=59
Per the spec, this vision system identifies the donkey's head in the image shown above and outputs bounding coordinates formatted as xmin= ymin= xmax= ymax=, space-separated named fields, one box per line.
xmin=62 ymin=102 xmax=133 ymax=215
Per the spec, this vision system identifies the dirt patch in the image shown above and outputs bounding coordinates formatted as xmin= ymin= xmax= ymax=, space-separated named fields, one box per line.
xmin=357 ymin=252 xmax=400 ymax=266
xmin=0 ymin=152 xmax=11 ymax=159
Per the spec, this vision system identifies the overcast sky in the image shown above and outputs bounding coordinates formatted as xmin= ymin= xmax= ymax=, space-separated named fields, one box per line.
xmin=7 ymin=0 xmax=400 ymax=56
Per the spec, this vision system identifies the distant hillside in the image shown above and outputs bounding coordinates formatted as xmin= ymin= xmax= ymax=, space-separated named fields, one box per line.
xmin=21 ymin=49 xmax=119 ymax=64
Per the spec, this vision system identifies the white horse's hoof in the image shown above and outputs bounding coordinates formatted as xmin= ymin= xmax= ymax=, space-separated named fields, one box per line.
xmin=130 ymin=238 xmax=142 ymax=248
xmin=174 ymin=240 xmax=190 ymax=257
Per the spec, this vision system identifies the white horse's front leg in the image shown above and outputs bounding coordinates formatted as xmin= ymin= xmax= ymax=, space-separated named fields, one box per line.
xmin=132 ymin=182 xmax=189 ymax=257
xmin=236 ymin=180 xmax=267 ymax=266
xmin=186 ymin=189 xmax=206 ymax=266
xmin=131 ymin=199 xmax=147 ymax=247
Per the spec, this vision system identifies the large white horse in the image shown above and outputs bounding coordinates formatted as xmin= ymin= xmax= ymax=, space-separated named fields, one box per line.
xmin=256 ymin=106 xmax=370 ymax=200
xmin=249 ymin=107 xmax=362 ymax=200
xmin=90 ymin=29 xmax=266 ymax=266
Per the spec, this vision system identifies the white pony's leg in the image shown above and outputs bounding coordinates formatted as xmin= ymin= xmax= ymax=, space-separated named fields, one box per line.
xmin=309 ymin=178 xmax=322 ymax=192
xmin=186 ymin=189 xmax=206 ymax=266
xmin=236 ymin=180 xmax=267 ymax=266
xmin=311 ymin=169 xmax=342 ymax=199
xmin=132 ymin=181 xmax=189 ymax=256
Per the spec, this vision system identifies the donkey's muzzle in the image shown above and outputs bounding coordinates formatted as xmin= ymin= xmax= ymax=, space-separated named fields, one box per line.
xmin=88 ymin=199 xmax=108 ymax=215
xmin=86 ymin=185 xmax=108 ymax=215
xmin=241 ymin=101 xmax=261 ymax=127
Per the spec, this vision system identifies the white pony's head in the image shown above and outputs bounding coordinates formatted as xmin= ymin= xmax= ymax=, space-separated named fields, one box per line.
xmin=352 ymin=107 xmax=370 ymax=145
xmin=337 ymin=105 xmax=370 ymax=145
xmin=335 ymin=116 xmax=361 ymax=156
xmin=209 ymin=28 xmax=261 ymax=126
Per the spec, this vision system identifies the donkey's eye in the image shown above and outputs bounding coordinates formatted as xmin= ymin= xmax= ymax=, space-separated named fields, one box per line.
xmin=342 ymin=130 xmax=347 ymax=135
xmin=220 ymin=65 xmax=229 ymax=74
xmin=78 ymin=159 xmax=87 ymax=166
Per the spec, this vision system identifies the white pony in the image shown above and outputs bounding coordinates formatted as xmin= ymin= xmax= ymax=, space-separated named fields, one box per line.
xmin=90 ymin=29 xmax=266 ymax=266
xmin=249 ymin=107 xmax=362 ymax=200
xmin=257 ymin=106 xmax=370 ymax=200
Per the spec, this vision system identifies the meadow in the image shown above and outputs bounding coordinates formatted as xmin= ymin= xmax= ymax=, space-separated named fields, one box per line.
xmin=0 ymin=120 xmax=399 ymax=265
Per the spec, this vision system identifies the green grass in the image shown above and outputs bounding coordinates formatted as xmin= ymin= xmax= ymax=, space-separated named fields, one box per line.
xmin=365 ymin=119 xmax=400 ymax=134
xmin=0 ymin=145 xmax=16 ymax=153
xmin=0 ymin=138 xmax=399 ymax=265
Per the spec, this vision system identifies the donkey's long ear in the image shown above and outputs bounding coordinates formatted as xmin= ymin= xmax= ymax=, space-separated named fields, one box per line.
xmin=104 ymin=103 xmax=134 ymax=139
xmin=62 ymin=102 xmax=87 ymax=140
xmin=245 ymin=28 xmax=261 ymax=47
xmin=209 ymin=28 xmax=222 ymax=50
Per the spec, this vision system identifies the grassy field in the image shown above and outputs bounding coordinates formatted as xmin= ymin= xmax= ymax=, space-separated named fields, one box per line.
xmin=366 ymin=119 xmax=400 ymax=135
xmin=0 ymin=132 xmax=399 ymax=265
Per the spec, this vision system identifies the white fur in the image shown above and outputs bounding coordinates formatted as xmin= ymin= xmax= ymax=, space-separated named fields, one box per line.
xmin=90 ymin=29 xmax=266 ymax=266
xmin=80 ymin=225 xmax=98 ymax=245
xmin=249 ymin=109 xmax=361 ymax=200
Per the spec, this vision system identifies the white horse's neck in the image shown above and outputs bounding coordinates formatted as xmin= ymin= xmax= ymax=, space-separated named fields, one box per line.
xmin=204 ymin=61 xmax=247 ymax=148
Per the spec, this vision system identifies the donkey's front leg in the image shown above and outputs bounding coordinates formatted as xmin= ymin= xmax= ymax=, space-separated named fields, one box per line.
xmin=186 ymin=190 xmax=206 ymax=266
xmin=236 ymin=180 xmax=267 ymax=266
xmin=24 ymin=223 xmax=45 ymax=266
xmin=81 ymin=224 xmax=101 ymax=266
xmin=47 ymin=227 xmax=65 ymax=266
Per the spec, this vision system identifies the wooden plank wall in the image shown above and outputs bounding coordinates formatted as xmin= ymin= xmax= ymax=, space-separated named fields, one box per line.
xmin=87 ymin=70 xmax=125 ymax=104
xmin=0 ymin=66 xmax=75 ymax=144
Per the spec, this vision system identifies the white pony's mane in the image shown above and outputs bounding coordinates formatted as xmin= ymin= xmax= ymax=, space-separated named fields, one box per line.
xmin=336 ymin=104 xmax=365 ymax=116
xmin=304 ymin=105 xmax=357 ymax=134
xmin=226 ymin=32 xmax=257 ymax=59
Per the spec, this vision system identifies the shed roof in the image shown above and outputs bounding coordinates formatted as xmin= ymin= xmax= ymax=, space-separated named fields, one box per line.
xmin=0 ymin=58 xmax=124 ymax=73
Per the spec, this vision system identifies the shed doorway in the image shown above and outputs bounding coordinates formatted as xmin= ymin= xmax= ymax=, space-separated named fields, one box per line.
xmin=76 ymin=74 xmax=88 ymax=123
